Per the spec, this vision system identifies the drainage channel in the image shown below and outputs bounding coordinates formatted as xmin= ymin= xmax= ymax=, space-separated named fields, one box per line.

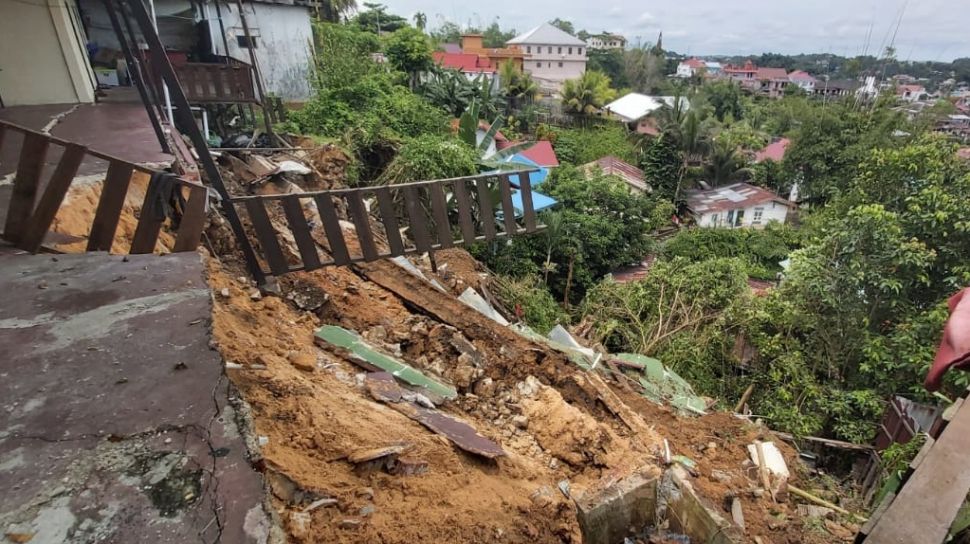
xmin=576 ymin=466 xmax=740 ymax=544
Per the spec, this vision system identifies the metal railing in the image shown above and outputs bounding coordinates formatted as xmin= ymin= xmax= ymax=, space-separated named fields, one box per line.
xmin=0 ymin=120 xmax=207 ymax=254
xmin=229 ymin=170 xmax=542 ymax=277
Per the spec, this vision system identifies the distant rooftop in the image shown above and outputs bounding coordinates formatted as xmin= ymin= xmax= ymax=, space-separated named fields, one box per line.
xmin=604 ymin=93 xmax=686 ymax=123
xmin=686 ymin=182 xmax=790 ymax=214
xmin=507 ymin=23 xmax=586 ymax=46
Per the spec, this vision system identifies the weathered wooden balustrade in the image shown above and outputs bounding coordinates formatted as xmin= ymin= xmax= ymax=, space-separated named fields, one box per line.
xmin=0 ymin=120 xmax=207 ymax=254
xmin=230 ymin=170 xmax=542 ymax=277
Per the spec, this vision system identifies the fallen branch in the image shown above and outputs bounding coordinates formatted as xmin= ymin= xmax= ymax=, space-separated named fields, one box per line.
xmin=788 ymin=484 xmax=868 ymax=523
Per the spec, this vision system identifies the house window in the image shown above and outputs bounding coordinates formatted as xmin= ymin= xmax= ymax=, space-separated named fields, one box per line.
xmin=236 ymin=35 xmax=257 ymax=48
xmin=558 ymin=46 xmax=562 ymax=54
xmin=711 ymin=214 xmax=719 ymax=226
xmin=579 ymin=47 xmax=583 ymax=55
xmin=568 ymin=47 xmax=573 ymax=54
xmin=752 ymin=207 xmax=764 ymax=224
xmin=526 ymin=46 xmax=531 ymax=53
xmin=536 ymin=62 xmax=542 ymax=68
xmin=548 ymin=62 xmax=552 ymax=68
xmin=558 ymin=61 xmax=563 ymax=68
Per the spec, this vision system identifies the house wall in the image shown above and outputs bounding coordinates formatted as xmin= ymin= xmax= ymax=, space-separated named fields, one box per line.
xmin=520 ymin=42 xmax=587 ymax=90
xmin=211 ymin=2 xmax=314 ymax=101
xmin=676 ymin=64 xmax=694 ymax=78
xmin=0 ymin=0 xmax=96 ymax=106
xmin=699 ymin=201 xmax=789 ymax=228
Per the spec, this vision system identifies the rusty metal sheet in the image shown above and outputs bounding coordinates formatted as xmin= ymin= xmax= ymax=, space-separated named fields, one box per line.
xmin=393 ymin=402 xmax=506 ymax=459
xmin=365 ymin=372 xmax=403 ymax=403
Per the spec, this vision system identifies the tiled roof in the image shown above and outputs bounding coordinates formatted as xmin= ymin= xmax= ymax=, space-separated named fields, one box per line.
xmin=754 ymin=138 xmax=790 ymax=163
xmin=516 ymin=140 xmax=559 ymax=167
xmin=897 ymin=84 xmax=926 ymax=94
xmin=788 ymin=70 xmax=815 ymax=82
xmin=757 ymin=67 xmax=788 ymax=80
xmin=581 ymin=155 xmax=648 ymax=192
xmin=432 ymin=52 xmax=496 ymax=73
xmin=681 ymin=58 xmax=705 ymax=68
xmin=507 ymin=23 xmax=586 ymax=46
xmin=686 ymin=182 xmax=790 ymax=214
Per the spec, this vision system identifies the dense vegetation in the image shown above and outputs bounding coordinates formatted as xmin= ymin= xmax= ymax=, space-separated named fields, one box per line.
xmin=292 ymin=9 xmax=970 ymax=448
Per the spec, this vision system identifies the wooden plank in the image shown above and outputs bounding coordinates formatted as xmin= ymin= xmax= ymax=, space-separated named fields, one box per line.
xmin=244 ymin=199 xmax=289 ymax=275
xmin=313 ymin=194 xmax=351 ymax=265
xmin=3 ymin=132 xmax=50 ymax=244
xmin=346 ymin=191 xmax=378 ymax=261
xmin=518 ymin=171 xmax=537 ymax=232
xmin=498 ymin=174 xmax=517 ymax=234
xmin=474 ymin=177 xmax=497 ymax=240
xmin=427 ymin=181 xmax=453 ymax=249
xmin=402 ymin=185 xmax=433 ymax=252
xmin=373 ymin=186 xmax=404 ymax=256
xmin=129 ymin=173 xmax=166 ymax=254
xmin=87 ymin=161 xmax=134 ymax=252
xmin=0 ymin=124 xmax=6 ymax=153
xmin=860 ymin=491 xmax=895 ymax=536
xmin=19 ymin=142 xmax=87 ymax=252
xmin=864 ymin=397 xmax=970 ymax=544
xmin=281 ymin=195 xmax=321 ymax=270
xmin=173 ymin=184 xmax=208 ymax=253
xmin=182 ymin=67 xmax=198 ymax=100
xmin=452 ymin=178 xmax=476 ymax=244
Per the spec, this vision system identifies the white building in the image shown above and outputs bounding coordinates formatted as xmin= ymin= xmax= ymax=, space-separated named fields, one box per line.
xmin=604 ymin=93 xmax=687 ymax=134
xmin=686 ymin=183 xmax=792 ymax=228
xmin=79 ymin=0 xmax=316 ymax=101
xmin=507 ymin=23 xmax=587 ymax=93
xmin=0 ymin=0 xmax=96 ymax=105
xmin=586 ymin=33 xmax=626 ymax=50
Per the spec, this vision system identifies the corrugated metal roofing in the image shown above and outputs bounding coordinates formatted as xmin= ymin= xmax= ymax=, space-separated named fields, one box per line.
xmin=507 ymin=23 xmax=586 ymax=46
xmin=604 ymin=93 xmax=685 ymax=122
xmin=686 ymin=182 xmax=790 ymax=214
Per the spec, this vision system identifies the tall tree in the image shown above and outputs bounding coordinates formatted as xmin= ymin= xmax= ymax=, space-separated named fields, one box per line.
xmin=318 ymin=0 xmax=357 ymax=22
xmin=355 ymin=2 xmax=408 ymax=34
xmin=549 ymin=18 xmax=576 ymax=35
xmin=413 ymin=12 xmax=427 ymax=30
xmin=385 ymin=27 xmax=432 ymax=89
xmin=561 ymin=70 xmax=617 ymax=116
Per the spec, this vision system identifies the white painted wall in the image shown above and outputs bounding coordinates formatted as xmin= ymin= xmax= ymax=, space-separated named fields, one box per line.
xmin=0 ymin=0 xmax=96 ymax=106
xmin=698 ymin=201 xmax=789 ymax=228
xmin=676 ymin=63 xmax=695 ymax=78
xmin=520 ymin=42 xmax=586 ymax=90
xmin=210 ymin=2 xmax=314 ymax=101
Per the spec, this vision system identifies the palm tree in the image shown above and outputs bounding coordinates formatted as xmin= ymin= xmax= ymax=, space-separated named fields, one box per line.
xmin=413 ymin=12 xmax=427 ymax=29
xmin=704 ymin=140 xmax=752 ymax=187
xmin=318 ymin=0 xmax=357 ymax=22
xmin=499 ymin=60 xmax=538 ymax=112
xmin=561 ymin=70 xmax=616 ymax=116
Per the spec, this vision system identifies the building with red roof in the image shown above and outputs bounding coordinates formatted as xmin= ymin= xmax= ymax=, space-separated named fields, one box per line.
xmin=686 ymin=182 xmax=792 ymax=228
xmin=501 ymin=140 xmax=558 ymax=167
xmin=581 ymin=156 xmax=649 ymax=194
xmin=897 ymin=84 xmax=928 ymax=103
xmin=432 ymin=52 xmax=497 ymax=75
xmin=754 ymin=138 xmax=791 ymax=163
xmin=788 ymin=70 xmax=816 ymax=93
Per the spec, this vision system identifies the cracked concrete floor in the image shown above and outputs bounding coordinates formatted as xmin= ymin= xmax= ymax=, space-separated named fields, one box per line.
xmin=0 ymin=251 xmax=271 ymax=543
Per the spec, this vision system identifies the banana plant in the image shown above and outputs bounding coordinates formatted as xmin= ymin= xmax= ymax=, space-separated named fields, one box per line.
xmin=458 ymin=99 xmax=536 ymax=171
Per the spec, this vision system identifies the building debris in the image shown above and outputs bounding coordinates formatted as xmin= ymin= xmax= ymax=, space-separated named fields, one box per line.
xmin=315 ymin=325 xmax=458 ymax=400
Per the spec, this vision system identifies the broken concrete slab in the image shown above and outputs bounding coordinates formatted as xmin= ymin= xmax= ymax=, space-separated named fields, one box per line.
xmin=747 ymin=441 xmax=790 ymax=479
xmin=0 ymin=252 xmax=268 ymax=543
xmin=315 ymin=325 xmax=457 ymax=400
xmin=576 ymin=471 xmax=658 ymax=544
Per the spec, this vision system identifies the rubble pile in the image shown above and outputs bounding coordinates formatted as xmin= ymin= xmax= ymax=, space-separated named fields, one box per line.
xmin=201 ymin=147 xmax=860 ymax=542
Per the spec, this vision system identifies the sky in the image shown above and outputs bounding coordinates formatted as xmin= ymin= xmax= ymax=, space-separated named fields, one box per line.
xmin=383 ymin=0 xmax=968 ymax=62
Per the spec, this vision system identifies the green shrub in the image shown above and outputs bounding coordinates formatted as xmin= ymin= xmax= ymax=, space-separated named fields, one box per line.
xmin=661 ymin=223 xmax=801 ymax=280
xmin=379 ymin=134 xmax=477 ymax=183
xmin=548 ymin=124 xmax=638 ymax=165
xmin=493 ymin=275 xmax=567 ymax=334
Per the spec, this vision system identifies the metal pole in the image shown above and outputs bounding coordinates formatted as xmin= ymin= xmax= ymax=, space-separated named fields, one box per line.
xmin=124 ymin=0 xmax=266 ymax=284
xmin=148 ymin=0 xmax=175 ymax=123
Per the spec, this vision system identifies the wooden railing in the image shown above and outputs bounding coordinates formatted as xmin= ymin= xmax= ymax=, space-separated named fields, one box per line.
xmin=0 ymin=120 xmax=207 ymax=254
xmin=230 ymin=171 xmax=542 ymax=277
xmin=173 ymin=60 xmax=258 ymax=104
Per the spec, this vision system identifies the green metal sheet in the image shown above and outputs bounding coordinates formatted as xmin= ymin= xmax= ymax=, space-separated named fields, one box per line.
xmin=315 ymin=325 xmax=457 ymax=400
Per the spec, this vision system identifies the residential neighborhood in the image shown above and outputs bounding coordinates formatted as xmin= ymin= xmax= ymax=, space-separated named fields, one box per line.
xmin=2 ymin=1 xmax=970 ymax=543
